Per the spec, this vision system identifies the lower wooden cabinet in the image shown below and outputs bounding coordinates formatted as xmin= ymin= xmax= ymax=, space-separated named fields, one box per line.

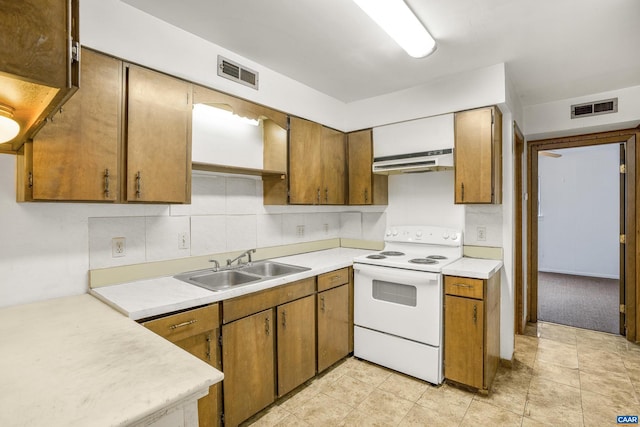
xmin=317 ymin=284 xmax=349 ymax=372
xmin=141 ymin=304 xmax=221 ymax=427
xmin=222 ymin=309 xmax=275 ymax=427
xmin=444 ymin=274 xmax=500 ymax=392
xmin=277 ymin=295 xmax=317 ymax=397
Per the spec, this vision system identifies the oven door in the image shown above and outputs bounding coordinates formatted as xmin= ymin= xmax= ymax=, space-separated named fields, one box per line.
xmin=353 ymin=263 xmax=442 ymax=346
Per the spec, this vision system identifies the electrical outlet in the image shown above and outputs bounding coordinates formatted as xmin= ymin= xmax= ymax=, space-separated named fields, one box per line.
xmin=296 ymin=225 xmax=305 ymax=237
xmin=477 ymin=226 xmax=487 ymax=242
xmin=323 ymin=223 xmax=329 ymax=235
xmin=112 ymin=237 xmax=126 ymax=258
xmin=178 ymin=232 xmax=189 ymax=249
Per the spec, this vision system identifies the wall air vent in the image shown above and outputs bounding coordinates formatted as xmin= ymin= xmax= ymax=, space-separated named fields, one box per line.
xmin=571 ymin=97 xmax=617 ymax=119
xmin=217 ymin=56 xmax=259 ymax=90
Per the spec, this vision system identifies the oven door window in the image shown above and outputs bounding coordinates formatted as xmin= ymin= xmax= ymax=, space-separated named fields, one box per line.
xmin=372 ymin=280 xmax=417 ymax=307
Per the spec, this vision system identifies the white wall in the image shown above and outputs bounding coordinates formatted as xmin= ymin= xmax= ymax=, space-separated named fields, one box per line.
xmin=538 ymin=144 xmax=619 ymax=279
xmin=524 ymin=85 xmax=640 ymax=139
xmin=80 ymin=0 xmax=348 ymax=130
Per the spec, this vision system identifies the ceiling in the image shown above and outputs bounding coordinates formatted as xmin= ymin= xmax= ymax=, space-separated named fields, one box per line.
xmin=123 ymin=0 xmax=640 ymax=106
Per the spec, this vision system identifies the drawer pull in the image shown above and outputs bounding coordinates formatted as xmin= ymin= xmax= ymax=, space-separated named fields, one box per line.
xmin=169 ymin=319 xmax=197 ymax=330
xmin=452 ymin=283 xmax=474 ymax=289
xmin=331 ymin=275 xmax=342 ymax=282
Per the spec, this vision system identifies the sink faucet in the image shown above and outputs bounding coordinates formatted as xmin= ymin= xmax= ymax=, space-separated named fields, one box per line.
xmin=209 ymin=259 xmax=220 ymax=272
xmin=226 ymin=249 xmax=256 ymax=267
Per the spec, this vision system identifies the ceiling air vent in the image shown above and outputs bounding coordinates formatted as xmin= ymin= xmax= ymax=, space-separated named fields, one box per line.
xmin=571 ymin=98 xmax=617 ymax=119
xmin=217 ymin=56 xmax=259 ymax=90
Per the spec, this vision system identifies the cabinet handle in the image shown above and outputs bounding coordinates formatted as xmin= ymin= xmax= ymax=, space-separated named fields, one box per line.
xmin=206 ymin=333 xmax=211 ymax=361
xmin=265 ymin=316 xmax=270 ymax=336
xmin=317 ymin=188 xmax=321 ymax=204
xmin=135 ymin=171 xmax=142 ymax=199
xmin=282 ymin=310 xmax=287 ymax=328
xmin=461 ymin=183 xmax=465 ymax=201
xmin=169 ymin=319 xmax=197 ymax=330
xmin=320 ymin=295 xmax=325 ymax=312
xmin=364 ymin=188 xmax=368 ymax=203
xmin=28 ymin=171 xmax=33 ymax=189
xmin=104 ymin=169 xmax=110 ymax=198
xmin=325 ymin=187 xmax=328 ymax=203
xmin=452 ymin=283 xmax=474 ymax=289
xmin=331 ymin=275 xmax=342 ymax=282
xmin=473 ymin=304 xmax=477 ymax=324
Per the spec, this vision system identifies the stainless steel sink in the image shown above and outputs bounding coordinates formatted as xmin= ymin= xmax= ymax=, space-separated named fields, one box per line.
xmin=239 ymin=261 xmax=309 ymax=277
xmin=174 ymin=261 xmax=310 ymax=292
xmin=175 ymin=269 xmax=261 ymax=291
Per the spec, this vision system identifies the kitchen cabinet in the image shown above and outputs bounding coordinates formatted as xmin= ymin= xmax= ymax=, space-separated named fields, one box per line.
xmin=20 ymin=48 xmax=121 ymax=201
xmin=276 ymin=295 xmax=316 ymax=397
xmin=221 ymin=277 xmax=316 ymax=426
xmin=125 ymin=64 xmax=192 ymax=203
xmin=444 ymin=273 xmax=500 ymax=392
xmin=454 ymin=106 xmax=502 ymax=204
xmin=289 ymin=116 xmax=346 ymax=205
xmin=16 ymin=50 xmax=193 ymax=203
xmin=0 ymin=0 xmax=79 ymax=152
xmin=222 ymin=308 xmax=275 ymax=427
xmin=317 ymin=268 xmax=350 ymax=372
xmin=142 ymin=304 xmax=222 ymax=427
xmin=347 ymin=129 xmax=388 ymax=205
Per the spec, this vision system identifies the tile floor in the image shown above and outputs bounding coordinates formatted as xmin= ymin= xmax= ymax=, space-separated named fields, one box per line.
xmin=243 ymin=322 xmax=640 ymax=426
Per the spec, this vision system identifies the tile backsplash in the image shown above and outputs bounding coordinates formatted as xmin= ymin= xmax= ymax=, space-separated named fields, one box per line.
xmin=89 ymin=174 xmax=387 ymax=269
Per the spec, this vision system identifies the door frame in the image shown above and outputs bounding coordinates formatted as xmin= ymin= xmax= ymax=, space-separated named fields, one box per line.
xmin=526 ymin=128 xmax=638 ymax=341
xmin=514 ymin=123 xmax=525 ymax=335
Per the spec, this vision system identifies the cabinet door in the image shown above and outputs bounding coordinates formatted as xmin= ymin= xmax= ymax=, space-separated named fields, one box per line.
xmin=454 ymin=107 xmax=496 ymax=204
xmin=222 ymin=309 xmax=275 ymax=427
xmin=317 ymin=284 xmax=349 ymax=372
xmin=444 ymin=295 xmax=484 ymax=388
xmin=321 ymin=126 xmax=346 ymax=205
xmin=289 ymin=116 xmax=323 ymax=204
xmin=277 ymin=295 xmax=316 ymax=397
xmin=31 ymin=49 xmax=121 ymax=201
xmin=347 ymin=129 xmax=373 ymax=205
xmin=126 ymin=65 xmax=192 ymax=203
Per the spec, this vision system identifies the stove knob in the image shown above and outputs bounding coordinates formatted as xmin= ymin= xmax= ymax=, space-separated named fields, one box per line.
xmin=385 ymin=230 xmax=392 ymax=237
xmin=451 ymin=234 xmax=458 ymax=241
xmin=443 ymin=232 xmax=449 ymax=240
xmin=416 ymin=231 xmax=423 ymax=239
xmin=392 ymin=229 xmax=398 ymax=236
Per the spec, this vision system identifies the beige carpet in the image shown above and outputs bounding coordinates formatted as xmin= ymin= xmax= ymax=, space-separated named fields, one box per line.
xmin=537 ymin=271 xmax=619 ymax=334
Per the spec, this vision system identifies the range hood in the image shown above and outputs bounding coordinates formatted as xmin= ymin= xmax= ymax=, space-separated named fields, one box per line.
xmin=372 ymin=148 xmax=453 ymax=174
xmin=372 ymin=113 xmax=454 ymax=174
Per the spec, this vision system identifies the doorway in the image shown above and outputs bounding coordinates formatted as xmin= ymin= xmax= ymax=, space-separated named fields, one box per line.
xmin=525 ymin=129 xmax=637 ymax=342
xmin=536 ymin=144 xmax=619 ymax=334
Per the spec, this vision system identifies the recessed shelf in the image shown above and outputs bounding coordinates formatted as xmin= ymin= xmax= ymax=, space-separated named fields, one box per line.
xmin=192 ymin=162 xmax=286 ymax=178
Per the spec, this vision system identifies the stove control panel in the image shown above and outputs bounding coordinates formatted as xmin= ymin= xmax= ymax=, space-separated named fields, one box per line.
xmin=385 ymin=226 xmax=463 ymax=246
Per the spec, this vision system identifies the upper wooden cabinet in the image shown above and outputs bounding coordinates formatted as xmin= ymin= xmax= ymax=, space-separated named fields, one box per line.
xmin=125 ymin=65 xmax=192 ymax=203
xmin=454 ymin=106 xmax=502 ymax=204
xmin=289 ymin=117 xmax=346 ymax=205
xmin=21 ymin=49 xmax=121 ymax=202
xmin=347 ymin=129 xmax=388 ymax=205
xmin=0 ymin=0 xmax=79 ymax=152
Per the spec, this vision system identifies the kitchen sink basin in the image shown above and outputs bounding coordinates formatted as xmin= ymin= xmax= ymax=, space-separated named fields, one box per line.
xmin=174 ymin=261 xmax=310 ymax=292
xmin=175 ymin=269 xmax=261 ymax=291
xmin=239 ymin=261 xmax=309 ymax=277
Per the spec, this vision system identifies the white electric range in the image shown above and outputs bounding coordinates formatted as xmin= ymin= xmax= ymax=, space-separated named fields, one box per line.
xmin=352 ymin=225 xmax=463 ymax=384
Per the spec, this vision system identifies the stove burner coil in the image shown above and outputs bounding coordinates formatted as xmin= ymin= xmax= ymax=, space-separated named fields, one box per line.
xmin=408 ymin=258 xmax=438 ymax=265
xmin=367 ymin=254 xmax=387 ymax=259
xmin=426 ymin=255 xmax=447 ymax=260
xmin=380 ymin=251 xmax=405 ymax=256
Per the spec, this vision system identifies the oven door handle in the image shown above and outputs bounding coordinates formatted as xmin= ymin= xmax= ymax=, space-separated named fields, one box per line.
xmin=353 ymin=263 xmax=440 ymax=284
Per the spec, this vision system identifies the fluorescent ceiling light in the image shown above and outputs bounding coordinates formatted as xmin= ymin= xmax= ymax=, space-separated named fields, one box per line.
xmin=0 ymin=104 xmax=20 ymax=143
xmin=353 ymin=0 xmax=436 ymax=58
xmin=194 ymin=103 xmax=260 ymax=127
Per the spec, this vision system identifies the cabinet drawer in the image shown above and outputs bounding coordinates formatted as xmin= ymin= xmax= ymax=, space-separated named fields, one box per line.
xmin=223 ymin=277 xmax=316 ymax=324
xmin=142 ymin=304 xmax=219 ymax=343
xmin=318 ymin=268 xmax=349 ymax=291
xmin=445 ymin=276 xmax=484 ymax=299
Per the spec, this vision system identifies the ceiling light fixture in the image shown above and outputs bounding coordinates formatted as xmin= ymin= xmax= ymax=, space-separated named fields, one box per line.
xmin=352 ymin=0 xmax=436 ymax=58
xmin=0 ymin=104 xmax=20 ymax=143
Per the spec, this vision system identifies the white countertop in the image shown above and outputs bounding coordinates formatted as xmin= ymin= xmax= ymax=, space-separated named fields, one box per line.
xmin=442 ymin=257 xmax=503 ymax=279
xmin=92 ymin=248 xmax=372 ymax=320
xmin=0 ymin=294 xmax=223 ymax=427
